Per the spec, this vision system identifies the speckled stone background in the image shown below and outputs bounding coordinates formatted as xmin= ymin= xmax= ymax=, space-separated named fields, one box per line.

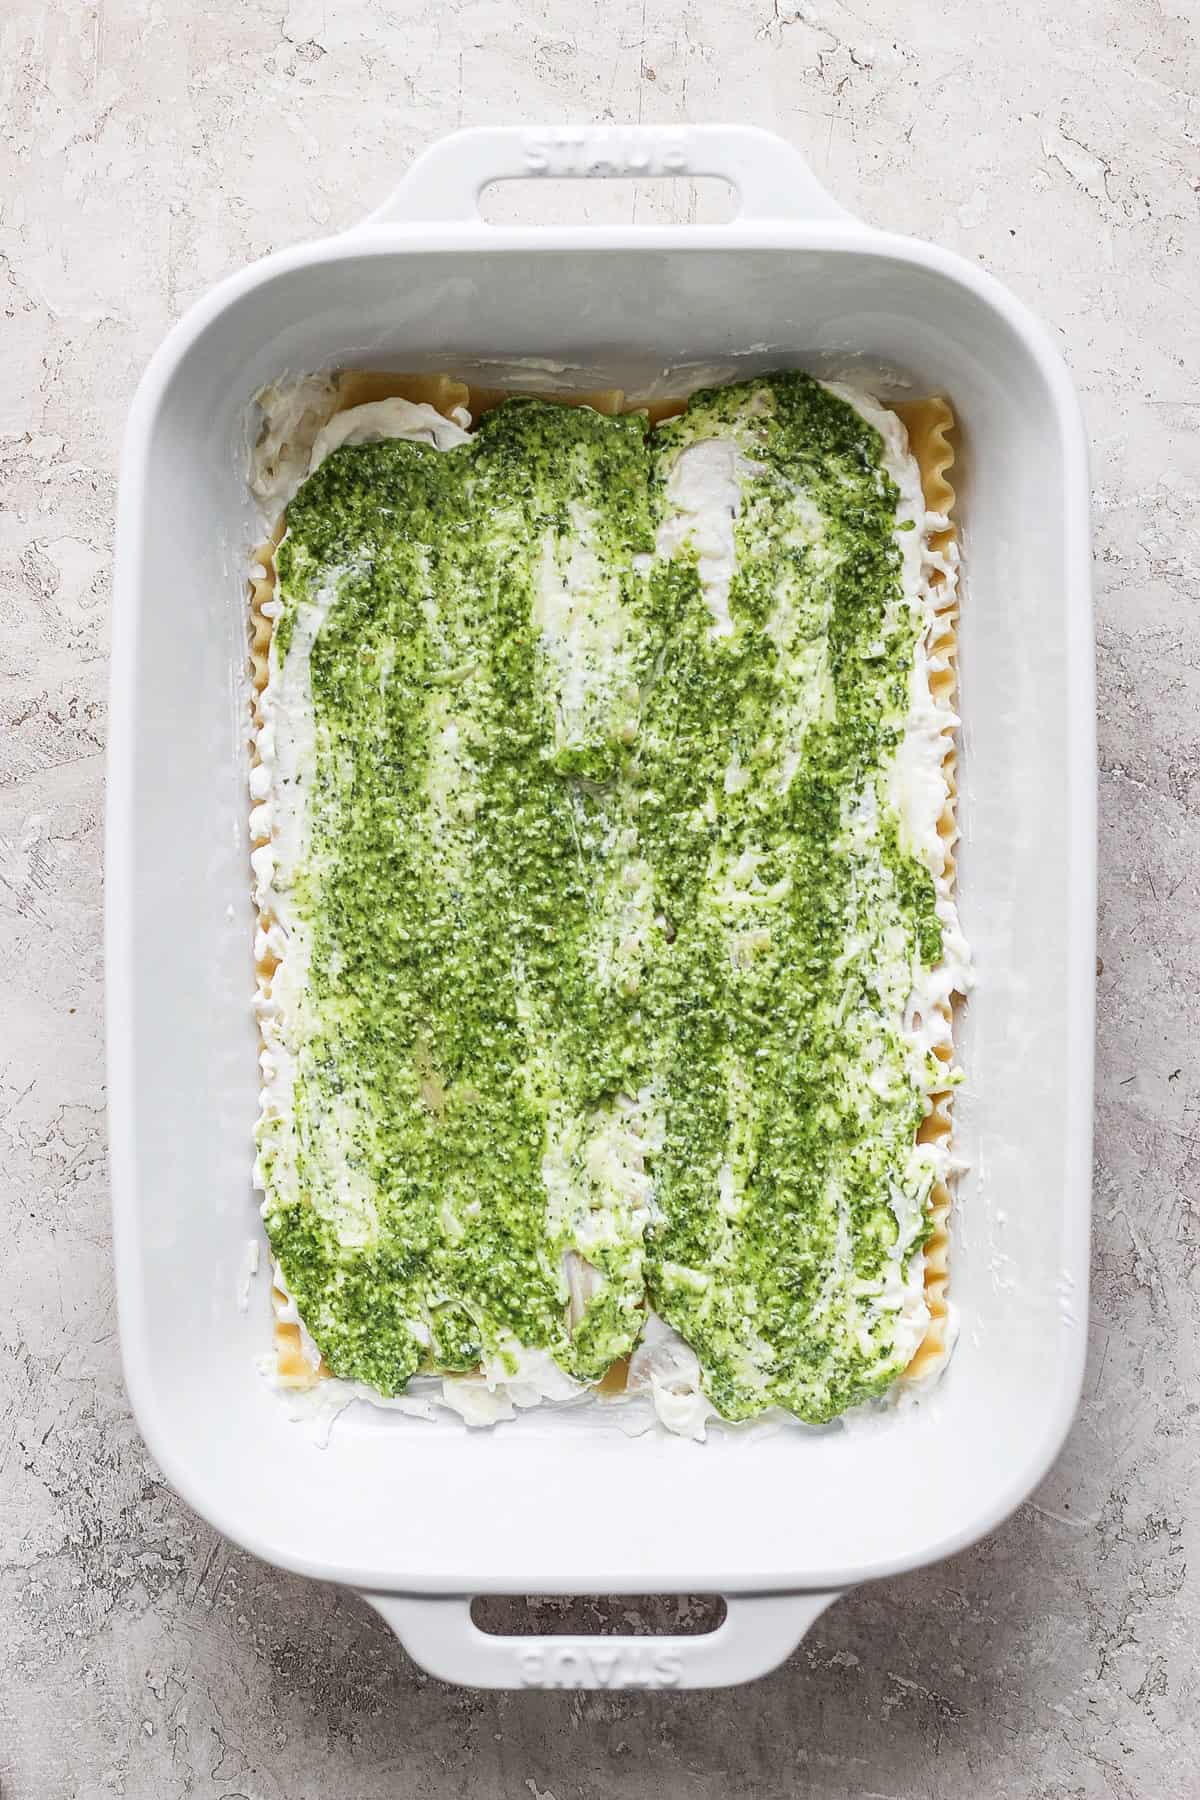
xmin=2 ymin=1 xmax=1197 ymax=1794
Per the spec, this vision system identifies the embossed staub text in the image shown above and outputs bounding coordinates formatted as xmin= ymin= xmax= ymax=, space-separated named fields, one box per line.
xmin=520 ymin=127 xmax=690 ymax=179
xmin=515 ymin=1642 xmax=684 ymax=1689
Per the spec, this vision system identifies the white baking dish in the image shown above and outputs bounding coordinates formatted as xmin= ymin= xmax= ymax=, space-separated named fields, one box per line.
xmin=108 ymin=125 xmax=1094 ymax=1689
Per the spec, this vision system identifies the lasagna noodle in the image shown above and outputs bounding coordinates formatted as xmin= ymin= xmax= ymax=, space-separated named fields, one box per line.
xmin=894 ymin=397 xmax=959 ymax=1384
xmin=249 ymin=376 xmax=963 ymax=1405
xmin=251 ymin=374 xmax=632 ymax=1390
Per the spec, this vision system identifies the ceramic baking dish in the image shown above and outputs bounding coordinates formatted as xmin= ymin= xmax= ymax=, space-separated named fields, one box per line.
xmin=108 ymin=124 xmax=1094 ymax=1689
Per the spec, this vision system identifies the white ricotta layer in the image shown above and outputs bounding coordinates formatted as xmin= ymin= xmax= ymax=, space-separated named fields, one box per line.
xmin=308 ymin=397 xmax=471 ymax=472
xmin=654 ymin=436 xmax=760 ymax=637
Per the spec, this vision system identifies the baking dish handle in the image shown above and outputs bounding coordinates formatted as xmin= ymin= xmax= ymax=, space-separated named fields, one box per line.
xmin=362 ymin=124 xmax=852 ymax=226
xmin=362 ymin=1589 xmax=843 ymax=1689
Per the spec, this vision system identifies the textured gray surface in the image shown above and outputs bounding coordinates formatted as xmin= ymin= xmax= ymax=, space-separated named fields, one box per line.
xmin=1 ymin=1 xmax=1197 ymax=1794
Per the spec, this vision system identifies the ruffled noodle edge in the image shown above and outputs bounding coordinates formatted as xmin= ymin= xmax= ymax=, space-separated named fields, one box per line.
xmin=893 ymin=397 xmax=962 ymax=1385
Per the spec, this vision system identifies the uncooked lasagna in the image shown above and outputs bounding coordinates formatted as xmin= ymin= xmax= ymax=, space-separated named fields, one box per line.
xmin=249 ymin=370 xmax=969 ymax=1435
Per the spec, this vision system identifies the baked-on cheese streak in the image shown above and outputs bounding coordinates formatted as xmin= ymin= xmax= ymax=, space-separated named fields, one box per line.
xmin=249 ymin=371 xmax=968 ymax=1430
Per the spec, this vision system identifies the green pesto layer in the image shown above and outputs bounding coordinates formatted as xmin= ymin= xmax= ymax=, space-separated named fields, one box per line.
xmin=257 ymin=373 xmax=946 ymax=1423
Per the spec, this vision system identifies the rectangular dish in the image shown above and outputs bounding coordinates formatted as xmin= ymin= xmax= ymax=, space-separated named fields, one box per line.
xmin=108 ymin=124 xmax=1094 ymax=1689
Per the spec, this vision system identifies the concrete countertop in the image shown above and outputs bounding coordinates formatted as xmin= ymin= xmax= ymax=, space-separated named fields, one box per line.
xmin=1 ymin=2 xmax=1196 ymax=1794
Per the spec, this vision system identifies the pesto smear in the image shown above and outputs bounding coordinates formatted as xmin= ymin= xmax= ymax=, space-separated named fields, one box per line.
xmin=256 ymin=373 xmax=948 ymax=1424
